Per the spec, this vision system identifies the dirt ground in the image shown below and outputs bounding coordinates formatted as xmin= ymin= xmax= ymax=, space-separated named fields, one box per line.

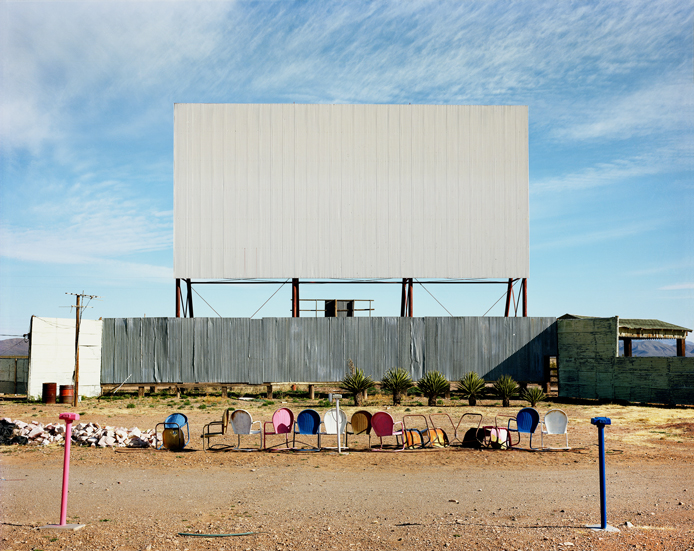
xmin=1 ymin=390 xmax=693 ymax=551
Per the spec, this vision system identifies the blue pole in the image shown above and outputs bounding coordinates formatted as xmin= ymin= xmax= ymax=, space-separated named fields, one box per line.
xmin=590 ymin=417 xmax=612 ymax=531
xmin=597 ymin=423 xmax=607 ymax=529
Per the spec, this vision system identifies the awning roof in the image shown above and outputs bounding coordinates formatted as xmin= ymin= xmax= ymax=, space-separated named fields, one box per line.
xmin=558 ymin=314 xmax=691 ymax=340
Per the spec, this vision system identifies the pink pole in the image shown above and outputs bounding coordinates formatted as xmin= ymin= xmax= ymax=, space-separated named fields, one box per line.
xmin=58 ymin=412 xmax=79 ymax=526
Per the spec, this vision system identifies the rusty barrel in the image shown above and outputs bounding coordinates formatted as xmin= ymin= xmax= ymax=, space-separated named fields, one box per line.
xmin=59 ymin=385 xmax=75 ymax=404
xmin=42 ymin=382 xmax=57 ymax=404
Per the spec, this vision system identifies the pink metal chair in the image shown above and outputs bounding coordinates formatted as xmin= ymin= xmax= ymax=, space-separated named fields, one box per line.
xmin=263 ymin=407 xmax=294 ymax=450
xmin=371 ymin=411 xmax=404 ymax=451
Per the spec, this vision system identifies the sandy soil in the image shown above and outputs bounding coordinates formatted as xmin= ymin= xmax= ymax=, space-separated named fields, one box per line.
xmin=1 ymin=393 xmax=693 ymax=551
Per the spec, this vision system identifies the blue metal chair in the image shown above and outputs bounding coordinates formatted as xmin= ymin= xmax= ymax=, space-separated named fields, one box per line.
xmin=498 ymin=407 xmax=540 ymax=450
xmin=156 ymin=413 xmax=190 ymax=451
xmin=293 ymin=409 xmax=322 ymax=450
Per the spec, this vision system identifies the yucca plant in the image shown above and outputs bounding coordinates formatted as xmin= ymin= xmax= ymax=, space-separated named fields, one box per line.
xmin=417 ymin=371 xmax=450 ymax=407
xmin=340 ymin=359 xmax=374 ymax=406
xmin=457 ymin=371 xmax=486 ymax=406
xmin=381 ymin=367 xmax=414 ymax=405
xmin=493 ymin=375 xmax=519 ymax=407
xmin=522 ymin=386 xmax=547 ymax=408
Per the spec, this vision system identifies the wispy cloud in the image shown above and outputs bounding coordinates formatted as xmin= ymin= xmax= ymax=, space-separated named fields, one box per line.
xmin=531 ymin=221 xmax=658 ymax=251
xmin=660 ymin=283 xmax=694 ymax=291
xmin=0 ymin=176 xmax=172 ymax=264
xmin=2 ymin=1 xmax=691 ymax=151
xmin=550 ymin=78 xmax=694 ymax=143
xmin=532 ymin=155 xmax=660 ymax=194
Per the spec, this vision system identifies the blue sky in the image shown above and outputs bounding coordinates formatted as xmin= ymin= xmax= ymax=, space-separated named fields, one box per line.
xmin=1 ymin=1 xmax=692 ymax=340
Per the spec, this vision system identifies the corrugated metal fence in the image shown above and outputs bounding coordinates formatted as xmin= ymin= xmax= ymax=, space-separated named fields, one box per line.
xmin=101 ymin=317 xmax=557 ymax=385
xmin=0 ymin=356 xmax=29 ymax=394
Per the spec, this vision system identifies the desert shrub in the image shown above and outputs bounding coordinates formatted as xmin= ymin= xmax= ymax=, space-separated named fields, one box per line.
xmin=381 ymin=367 xmax=414 ymax=405
xmin=522 ymin=386 xmax=547 ymax=407
xmin=340 ymin=359 xmax=374 ymax=406
xmin=126 ymin=403 xmax=136 ymax=409
xmin=493 ymin=375 xmax=519 ymax=407
xmin=417 ymin=371 xmax=450 ymax=407
xmin=457 ymin=372 xmax=486 ymax=406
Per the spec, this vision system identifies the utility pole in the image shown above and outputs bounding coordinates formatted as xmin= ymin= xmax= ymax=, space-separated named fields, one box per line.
xmin=66 ymin=292 xmax=100 ymax=408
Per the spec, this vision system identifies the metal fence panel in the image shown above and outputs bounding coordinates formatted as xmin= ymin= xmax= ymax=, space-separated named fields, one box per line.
xmin=0 ymin=357 xmax=29 ymax=394
xmin=101 ymin=317 xmax=557 ymax=384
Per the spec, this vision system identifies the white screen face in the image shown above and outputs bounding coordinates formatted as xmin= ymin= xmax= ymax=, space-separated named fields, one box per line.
xmin=174 ymin=104 xmax=528 ymax=279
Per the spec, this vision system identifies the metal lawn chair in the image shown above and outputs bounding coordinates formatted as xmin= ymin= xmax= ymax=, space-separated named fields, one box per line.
xmin=371 ymin=411 xmax=404 ymax=451
xmin=318 ymin=408 xmax=347 ymax=449
xmin=541 ymin=409 xmax=570 ymax=450
xmin=346 ymin=410 xmax=372 ymax=448
xmin=156 ymin=413 xmax=190 ymax=451
xmin=402 ymin=414 xmax=432 ymax=448
xmin=429 ymin=412 xmax=483 ymax=447
xmin=263 ymin=407 xmax=294 ymax=450
xmin=201 ymin=408 xmax=232 ymax=451
xmin=229 ymin=409 xmax=263 ymax=450
xmin=497 ymin=407 xmax=540 ymax=450
xmin=293 ymin=409 xmax=322 ymax=451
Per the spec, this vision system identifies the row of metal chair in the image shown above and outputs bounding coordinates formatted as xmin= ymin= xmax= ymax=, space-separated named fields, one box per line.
xmin=159 ymin=407 xmax=569 ymax=452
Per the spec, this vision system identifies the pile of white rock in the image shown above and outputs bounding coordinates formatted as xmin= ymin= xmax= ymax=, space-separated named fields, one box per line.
xmin=0 ymin=418 xmax=156 ymax=448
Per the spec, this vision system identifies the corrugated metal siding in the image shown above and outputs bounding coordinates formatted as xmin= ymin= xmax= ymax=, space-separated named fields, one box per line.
xmin=101 ymin=317 xmax=556 ymax=385
xmin=0 ymin=357 xmax=29 ymax=394
xmin=174 ymin=104 xmax=529 ymax=279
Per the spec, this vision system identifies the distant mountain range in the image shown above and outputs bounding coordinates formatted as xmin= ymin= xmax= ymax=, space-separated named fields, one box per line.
xmin=1 ymin=336 xmax=691 ymax=358
xmin=618 ymin=339 xmax=693 ymax=357
xmin=0 ymin=338 xmax=30 ymax=356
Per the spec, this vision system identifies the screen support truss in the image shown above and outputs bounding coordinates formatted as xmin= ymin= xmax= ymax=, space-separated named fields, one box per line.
xmin=175 ymin=278 xmax=194 ymax=318
xmin=504 ymin=278 xmax=528 ymax=317
xmin=175 ymin=278 xmax=527 ymax=318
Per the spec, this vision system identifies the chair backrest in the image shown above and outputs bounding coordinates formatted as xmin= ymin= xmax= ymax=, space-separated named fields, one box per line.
xmin=371 ymin=411 xmax=396 ymax=437
xmin=323 ymin=408 xmax=347 ymax=434
xmin=230 ymin=409 xmax=254 ymax=435
xmin=272 ymin=408 xmax=294 ymax=434
xmin=350 ymin=410 xmax=372 ymax=435
xmin=161 ymin=413 xmax=189 ymax=449
xmin=164 ymin=413 xmax=188 ymax=430
xmin=516 ymin=408 xmax=540 ymax=434
xmin=296 ymin=409 xmax=321 ymax=435
xmin=543 ymin=409 xmax=568 ymax=435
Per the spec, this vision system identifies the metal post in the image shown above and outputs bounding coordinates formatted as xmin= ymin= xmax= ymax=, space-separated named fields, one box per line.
xmin=598 ymin=423 xmax=607 ymax=528
xmin=522 ymin=278 xmax=528 ymax=317
xmin=292 ymin=278 xmax=300 ymax=317
xmin=176 ymin=279 xmax=181 ymax=318
xmin=588 ymin=417 xmax=618 ymax=532
xmin=336 ymin=397 xmax=342 ymax=454
xmin=407 ymin=278 xmax=413 ymax=317
xmin=504 ymin=278 xmax=513 ymax=317
xmin=400 ymin=278 xmax=407 ymax=317
xmin=40 ymin=413 xmax=85 ymax=531
xmin=186 ymin=279 xmax=194 ymax=317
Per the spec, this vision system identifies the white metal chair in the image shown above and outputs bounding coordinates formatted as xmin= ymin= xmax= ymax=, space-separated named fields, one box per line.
xmin=318 ymin=408 xmax=347 ymax=449
xmin=541 ymin=409 xmax=570 ymax=450
xmin=229 ymin=409 xmax=263 ymax=450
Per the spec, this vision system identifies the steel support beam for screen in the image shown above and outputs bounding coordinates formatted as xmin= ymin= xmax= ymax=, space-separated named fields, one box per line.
xmin=504 ymin=278 xmax=528 ymax=317
xmin=175 ymin=278 xmax=527 ymax=318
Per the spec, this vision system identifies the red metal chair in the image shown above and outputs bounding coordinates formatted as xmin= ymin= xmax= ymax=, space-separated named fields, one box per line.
xmin=371 ymin=411 xmax=404 ymax=451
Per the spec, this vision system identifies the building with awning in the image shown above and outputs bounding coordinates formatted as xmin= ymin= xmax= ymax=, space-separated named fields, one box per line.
xmin=558 ymin=314 xmax=690 ymax=357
